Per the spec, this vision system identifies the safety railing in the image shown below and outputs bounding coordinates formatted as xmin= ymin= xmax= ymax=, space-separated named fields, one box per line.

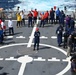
xmin=0 ymin=10 xmax=76 ymax=20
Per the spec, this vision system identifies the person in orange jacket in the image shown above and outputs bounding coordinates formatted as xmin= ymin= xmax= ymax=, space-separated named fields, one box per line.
xmin=31 ymin=9 xmax=38 ymax=24
xmin=44 ymin=11 xmax=49 ymax=24
xmin=39 ymin=12 xmax=45 ymax=27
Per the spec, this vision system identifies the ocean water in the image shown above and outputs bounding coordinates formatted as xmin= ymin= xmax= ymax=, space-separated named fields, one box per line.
xmin=14 ymin=0 xmax=76 ymax=11
xmin=0 ymin=0 xmax=76 ymax=11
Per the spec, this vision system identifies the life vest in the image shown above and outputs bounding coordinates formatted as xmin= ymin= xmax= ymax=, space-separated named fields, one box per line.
xmin=28 ymin=13 xmax=33 ymax=17
xmin=17 ymin=13 xmax=22 ymax=21
xmin=44 ymin=12 xmax=49 ymax=19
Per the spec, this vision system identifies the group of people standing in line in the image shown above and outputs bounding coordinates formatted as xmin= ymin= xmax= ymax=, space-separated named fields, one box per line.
xmin=16 ymin=9 xmax=38 ymax=27
xmin=56 ymin=15 xmax=75 ymax=47
xmin=56 ymin=14 xmax=76 ymax=57
xmin=54 ymin=10 xmax=76 ymax=73
xmin=16 ymin=8 xmax=66 ymax=28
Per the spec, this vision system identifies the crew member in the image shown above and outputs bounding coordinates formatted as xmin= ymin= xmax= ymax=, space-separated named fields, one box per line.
xmin=44 ymin=11 xmax=49 ymax=24
xmin=67 ymin=30 xmax=76 ymax=56
xmin=39 ymin=12 xmax=45 ymax=27
xmin=70 ymin=55 xmax=76 ymax=73
xmin=20 ymin=10 xmax=25 ymax=26
xmin=56 ymin=25 xmax=63 ymax=47
xmin=63 ymin=30 xmax=69 ymax=48
xmin=71 ymin=30 xmax=76 ymax=52
xmin=8 ymin=19 xmax=14 ymax=35
xmin=34 ymin=28 xmax=40 ymax=50
xmin=50 ymin=8 xmax=55 ymax=24
xmin=0 ymin=27 xmax=3 ymax=44
xmin=56 ymin=8 xmax=61 ymax=24
xmin=1 ymin=19 xmax=6 ymax=36
xmin=16 ymin=12 xmax=22 ymax=27
xmin=31 ymin=9 xmax=38 ymax=24
xmin=27 ymin=11 xmax=33 ymax=27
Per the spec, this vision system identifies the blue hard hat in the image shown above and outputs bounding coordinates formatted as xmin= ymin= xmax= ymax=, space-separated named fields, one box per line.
xmin=42 ymin=12 xmax=44 ymax=14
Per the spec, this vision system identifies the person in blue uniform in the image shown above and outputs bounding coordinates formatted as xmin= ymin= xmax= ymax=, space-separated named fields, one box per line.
xmin=50 ymin=8 xmax=55 ymax=24
xmin=0 ymin=27 xmax=3 ymax=44
xmin=70 ymin=17 xmax=75 ymax=32
xmin=56 ymin=25 xmax=63 ymax=47
xmin=59 ymin=10 xmax=65 ymax=27
xmin=33 ymin=28 xmax=40 ymax=50
xmin=56 ymin=8 xmax=61 ymax=24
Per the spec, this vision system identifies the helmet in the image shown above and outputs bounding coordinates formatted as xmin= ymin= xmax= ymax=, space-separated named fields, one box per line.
xmin=42 ymin=12 xmax=44 ymax=15
xmin=36 ymin=28 xmax=39 ymax=31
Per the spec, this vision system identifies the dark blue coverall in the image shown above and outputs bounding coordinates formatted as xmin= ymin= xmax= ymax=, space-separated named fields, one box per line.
xmin=56 ymin=25 xmax=63 ymax=46
xmin=0 ymin=29 xmax=3 ymax=43
xmin=50 ymin=9 xmax=55 ymax=24
xmin=34 ymin=31 xmax=40 ymax=50
xmin=70 ymin=31 xmax=76 ymax=52
xmin=70 ymin=18 xmax=75 ymax=32
xmin=28 ymin=12 xmax=33 ymax=27
xmin=59 ymin=11 xmax=65 ymax=26
xmin=66 ymin=18 xmax=75 ymax=35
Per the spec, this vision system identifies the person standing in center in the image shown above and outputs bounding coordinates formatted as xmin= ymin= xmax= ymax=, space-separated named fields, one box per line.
xmin=33 ymin=28 xmax=40 ymax=50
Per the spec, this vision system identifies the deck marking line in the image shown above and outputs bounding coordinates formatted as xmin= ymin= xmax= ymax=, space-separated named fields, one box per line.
xmin=48 ymin=57 xmax=60 ymax=61
xmin=17 ymin=55 xmax=33 ymax=75
xmin=34 ymin=57 xmax=46 ymax=61
xmin=0 ymin=58 xmax=3 ymax=60
xmin=5 ymin=57 xmax=17 ymax=61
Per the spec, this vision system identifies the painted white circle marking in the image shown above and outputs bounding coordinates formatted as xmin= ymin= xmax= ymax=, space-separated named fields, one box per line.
xmin=0 ymin=43 xmax=71 ymax=75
